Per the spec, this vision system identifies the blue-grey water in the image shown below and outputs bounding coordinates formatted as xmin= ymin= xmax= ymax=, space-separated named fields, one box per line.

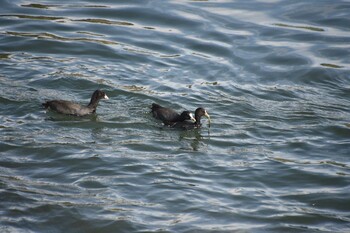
xmin=1 ymin=0 xmax=350 ymax=232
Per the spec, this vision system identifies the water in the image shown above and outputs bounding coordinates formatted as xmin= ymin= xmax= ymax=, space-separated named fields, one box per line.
xmin=1 ymin=0 xmax=350 ymax=232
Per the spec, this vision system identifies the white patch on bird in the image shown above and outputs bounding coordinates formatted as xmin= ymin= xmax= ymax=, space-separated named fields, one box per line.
xmin=189 ymin=113 xmax=196 ymax=122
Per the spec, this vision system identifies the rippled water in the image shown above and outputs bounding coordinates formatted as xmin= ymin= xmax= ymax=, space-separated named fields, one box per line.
xmin=1 ymin=0 xmax=350 ymax=232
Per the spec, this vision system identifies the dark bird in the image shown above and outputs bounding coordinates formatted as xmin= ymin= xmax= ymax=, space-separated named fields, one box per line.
xmin=151 ymin=103 xmax=195 ymax=125
xmin=42 ymin=90 xmax=109 ymax=116
xmin=170 ymin=107 xmax=211 ymax=130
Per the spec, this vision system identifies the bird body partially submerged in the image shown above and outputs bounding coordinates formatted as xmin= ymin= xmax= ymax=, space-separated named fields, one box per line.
xmin=42 ymin=90 xmax=108 ymax=116
xmin=151 ymin=103 xmax=195 ymax=125
xmin=151 ymin=103 xmax=210 ymax=130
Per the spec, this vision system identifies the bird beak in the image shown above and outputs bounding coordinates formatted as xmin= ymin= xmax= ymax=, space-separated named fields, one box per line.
xmin=103 ymin=94 xmax=109 ymax=100
xmin=189 ymin=113 xmax=196 ymax=122
xmin=204 ymin=111 xmax=211 ymax=127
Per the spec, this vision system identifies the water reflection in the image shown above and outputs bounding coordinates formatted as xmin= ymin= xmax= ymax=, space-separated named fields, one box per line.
xmin=178 ymin=129 xmax=209 ymax=151
xmin=45 ymin=112 xmax=100 ymax=122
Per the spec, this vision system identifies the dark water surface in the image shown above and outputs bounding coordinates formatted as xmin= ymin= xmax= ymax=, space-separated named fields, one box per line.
xmin=1 ymin=0 xmax=350 ymax=232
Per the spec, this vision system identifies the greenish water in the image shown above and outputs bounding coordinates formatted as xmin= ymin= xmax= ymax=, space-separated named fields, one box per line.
xmin=1 ymin=0 xmax=350 ymax=232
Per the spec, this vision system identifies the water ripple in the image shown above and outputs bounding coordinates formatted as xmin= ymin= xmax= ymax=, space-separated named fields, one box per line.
xmin=1 ymin=0 xmax=350 ymax=232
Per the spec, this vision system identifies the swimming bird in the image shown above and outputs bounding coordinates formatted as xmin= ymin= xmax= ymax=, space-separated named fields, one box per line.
xmin=170 ymin=107 xmax=211 ymax=130
xmin=42 ymin=90 xmax=109 ymax=116
xmin=151 ymin=103 xmax=195 ymax=125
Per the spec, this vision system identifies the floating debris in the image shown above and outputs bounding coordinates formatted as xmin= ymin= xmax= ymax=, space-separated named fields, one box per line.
xmin=0 ymin=53 xmax=11 ymax=59
xmin=21 ymin=3 xmax=55 ymax=9
xmin=73 ymin=18 xmax=134 ymax=26
xmin=201 ymin=81 xmax=219 ymax=85
xmin=274 ymin=23 xmax=324 ymax=32
xmin=320 ymin=63 xmax=343 ymax=69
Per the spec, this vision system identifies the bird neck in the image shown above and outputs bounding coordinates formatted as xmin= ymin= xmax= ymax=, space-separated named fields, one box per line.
xmin=195 ymin=115 xmax=201 ymax=125
xmin=87 ymin=97 xmax=100 ymax=109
